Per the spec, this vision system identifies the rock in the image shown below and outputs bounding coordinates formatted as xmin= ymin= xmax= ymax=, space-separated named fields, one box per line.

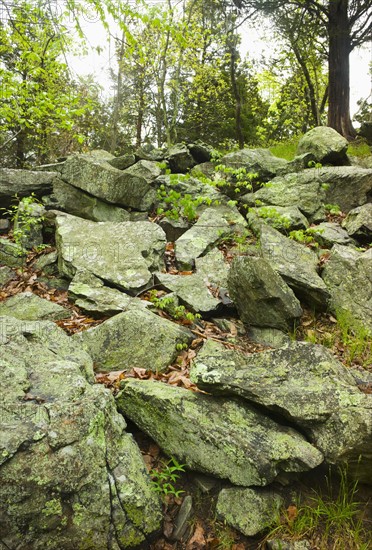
xmin=73 ymin=306 xmax=193 ymax=373
xmin=61 ymin=153 xmax=156 ymax=211
xmin=159 ymin=217 xmax=190 ymax=241
xmin=278 ymin=153 xmax=317 ymax=175
xmin=321 ymin=167 xmax=372 ymax=212
xmin=116 ymin=379 xmax=323 ymax=487
xmin=124 ymin=159 xmax=162 ymax=182
xmin=68 ymin=269 xmax=146 ymax=315
xmin=190 ymin=339 xmax=372 ymax=483
xmin=0 ymin=236 xmax=27 ymax=268
xmin=247 ymin=326 xmax=291 ymax=348
xmin=166 ymin=143 xmax=196 ymax=172
xmin=342 ymin=203 xmax=372 ymax=240
xmin=310 ymin=222 xmax=354 ymax=247
xmin=322 ymin=244 xmax=372 ymax=332
xmin=258 ymin=223 xmax=330 ymax=309
xmin=55 ymin=212 xmax=166 ymax=293
xmin=0 ymin=218 xmax=10 ymax=234
xmin=0 ymin=265 xmax=16 ymax=286
xmin=0 ymin=316 xmax=162 ymax=549
xmin=267 ymin=540 xmax=311 ymax=550
xmin=156 ymin=248 xmax=230 ymax=315
xmin=358 ymin=121 xmax=372 ymax=144
xmin=171 ymin=495 xmax=193 ymax=541
xmin=107 ymin=153 xmax=136 ymax=170
xmin=188 ymin=142 xmax=212 ymax=163
xmin=175 ymin=205 xmax=246 ymax=269
xmin=13 ymin=197 xmax=45 ymax=249
xmin=216 ymin=487 xmax=283 ymax=536
xmin=220 ymin=148 xmax=288 ymax=181
xmin=155 ymin=173 xmax=222 ymax=210
xmin=0 ymin=292 xmax=70 ymax=321
xmin=248 ymin=205 xmax=309 ymax=232
xmin=228 ymin=255 xmax=303 ymax=331
xmin=0 ymin=168 xmax=57 ymax=210
xmin=33 ymin=250 xmax=58 ymax=273
xmin=53 ymin=178 xmax=131 ymax=222
xmin=297 ymin=126 xmax=348 ymax=164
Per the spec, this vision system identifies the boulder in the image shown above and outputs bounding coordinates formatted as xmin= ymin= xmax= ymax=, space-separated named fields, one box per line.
xmin=72 ymin=306 xmax=193 ymax=373
xmin=227 ymin=255 xmax=303 ymax=331
xmin=175 ymin=205 xmax=246 ymax=269
xmin=0 ymin=236 xmax=27 ymax=268
xmin=297 ymin=126 xmax=348 ymax=164
xmin=322 ymin=244 xmax=372 ymax=332
xmin=124 ymin=159 xmax=162 ymax=182
xmin=321 ymin=167 xmax=372 ymax=212
xmin=68 ymin=269 xmax=146 ymax=315
xmin=0 ymin=316 xmax=162 ymax=549
xmin=116 ymin=379 xmax=323 ymax=487
xmin=0 ymin=168 xmax=57 ymax=210
xmin=107 ymin=153 xmax=136 ymax=170
xmin=0 ymin=292 xmax=70 ymax=321
xmin=61 ymin=154 xmax=156 ymax=210
xmin=0 ymin=265 xmax=16 ymax=286
xmin=188 ymin=142 xmax=212 ymax=163
xmin=342 ymin=203 xmax=372 ymax=240
xmin=248 ymin=205 xmax=309 ymax=232
xmin=53 ymin=178 xmax=131 ymax=222
xmin=190 ymin=339 xmax=372 ymax=482
xmin=216 ymin=487 xmax=283 ymax=537
xmin=55 ymin=212 xmax=166 ymax=293
xmin=166 ymin=143 xmax=196 ymax=173
xmin=13 ymin=198 xmax=45 ymax=249
xmin=310 ymin=222 xmax=354 ymax=247
xmin=220 ymin=148 xmax=288 ymax=181
xmin=258 ymin=223 xmax=330 ymax=309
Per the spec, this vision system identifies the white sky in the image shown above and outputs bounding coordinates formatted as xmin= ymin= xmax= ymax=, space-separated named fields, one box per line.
xmin=67 ymin=11 xmax=372 ymax=119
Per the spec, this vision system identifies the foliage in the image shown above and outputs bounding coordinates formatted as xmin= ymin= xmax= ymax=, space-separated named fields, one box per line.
xmin=252 ymin=206 xmax=292 ymax=230
xmin=347 ymin=139 xmax=372 ymax=158
xmin=156 ymin=184 xmax=216 ymax=223
xmin=324 ymin=203 xmax=342 ymax=216
xmin=289 ymin=228 xmax=319 ymax=248
xmin=269 ymin=139 xmax=299 ymax=160
xmin=147 ymin=290 xmax=201 ymax=324
xmin=1 ymin=193 xmax=44 ymax=251
xmin=150 ymin=456 xmax=185 ymax=499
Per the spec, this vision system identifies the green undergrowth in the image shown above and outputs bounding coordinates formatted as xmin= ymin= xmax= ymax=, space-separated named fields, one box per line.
xmin=269 ymin=138 xmax=300 ymax=160
xmin=150 ymin=457 xmax=185 ymax=500
xmin=348 ymin=139 xmax=372 ymax=158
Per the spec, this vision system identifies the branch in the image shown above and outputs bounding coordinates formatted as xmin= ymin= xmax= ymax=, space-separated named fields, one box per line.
xmin=0 ymin=129 xmax=22 ymax=150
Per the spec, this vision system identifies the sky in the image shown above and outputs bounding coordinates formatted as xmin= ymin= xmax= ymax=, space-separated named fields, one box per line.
xmin=67 ymin=7 xmax=372 ymax=120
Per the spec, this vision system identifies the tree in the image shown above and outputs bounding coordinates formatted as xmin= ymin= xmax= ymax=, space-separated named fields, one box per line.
xmin=234 ymin=0 xmax=372 ymax=139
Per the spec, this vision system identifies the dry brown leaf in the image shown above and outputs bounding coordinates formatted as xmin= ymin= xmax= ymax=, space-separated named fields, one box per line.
xmin=186 ymin=523 xmax=205 ymax=549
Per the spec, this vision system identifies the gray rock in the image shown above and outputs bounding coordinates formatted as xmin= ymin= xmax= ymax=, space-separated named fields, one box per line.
xmin=61 ymin=153 xmax=156 ymax=211
xmin=0 ymin=236 xmax=27 ymax=268
xmin=322 ymin=244 xmax=372 ymax=332
xmin=297 ymin=126 xmax=348 ymax=164
xmin=53 ymin=178 xmax=131 ymax=222
xmin=124 ymin=159 xmax=162 ymax=182
xmin=310 ymin=222 xmax=354 ymax=247
xmin=116 ymin=379 xmax=323 ymax=487
xmin=159 ymin=217 xmax=190 ymax=241
xmin=342 ymin=203 xmax=372 ymax=240
xmin=267 ymin=540 xmax=311 ymax=550
xmin=0 ymin=292 xmax=70 ymax=321
xmin=73 ymin=306 xmax=193 ymax=373
xmin=259 ymin=223 xmax=330 ymax=309
xmin=68 ymin=269 xmax=146 ymax=314
xmin=0 ymin=316 xmax=162 ymax=549
xmin=220 ymin=148 xmax=288 ymax=181
xmin=0 ymin=218 xmax=10 ymax=233
xmin=247 ymin=326 xmax=291 ymax=348
xmin=33 ymin=250 xmax=58 ymax=272
xmin=248 ymin=205 xmax=309 ymax=231
xmin=175 ymin=205 xmax=246 ymax=270
xmin=216 ymin=487 xmax=283 ymax=536
xmin=155 ymin=173 xmax=222 ymax=210
xmin=188 ymin=142 xmax=212 ymax=163
xmin=321 ymin=167 xmax=372 ymax=213
xmin=107 ymin=153 xmax=136 ymax=170
xmin=0 ymin=265 xmax=16 ymax=286
xmin=228 ymin=255 xmax=303 ymax=331
xmin=55 ymin=212 xmax=166 ymax=293
xmin=167 ymin=143 xmax=196 ymax=173
xmin=171 ymin=495 xmax=193 ymax=541
xmin=13 ymin=198 xmax=45 ymax=249
xmin=190 ymin=339 xmax=372 ymax=483
xmin=0 ymin=168 xmax=57 ymax=210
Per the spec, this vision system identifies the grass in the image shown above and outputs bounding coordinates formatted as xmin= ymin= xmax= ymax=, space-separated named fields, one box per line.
xmin=269 ymin=139 xmax=299 ymax=160
xmin=263 ymin=467 xmax=370 ymax=550
xmin=348 ymin=139 xmax=372 ymax=158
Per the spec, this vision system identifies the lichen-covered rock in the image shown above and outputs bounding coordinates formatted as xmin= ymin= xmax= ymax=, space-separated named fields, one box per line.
xmin=322 ymin=244 xmax=372 ymax=332
xmin=53 ymin=178 xmax=131 ymax=222
xmin=0 ymin=168 xmax=57 ymax=210
xmin=124 ymin=159 xmax=161 ymax=182
xmin=116 ymin=379 xmax=323 ymax=487
xmin=342 ymin=203 xmax=372 ymax=241
xmin=0 ymin=236 xmax=27 ymax=268
xmin=190 ymin=339 xmax=372 ymax=483
xmin=0 ymin=316 xmax=162 ymax=549
xmin=216 ymin=487 xmax=284 ymax=536
xmin=228 ymin=255 xmax=302 ymax=331
xmin=61 ymin=153 xmax=156 ymax=210
xmin=175 ymin=205 xmax=246 ymax=269
xmin=13 ymin=198 xmax=45 ymax=249
xmin=73 ymin=306 xmax=193 ymax=373
xmin=107 ymin=153 xmax=136 ymax=170
xmin=258 ymin=223 xmax=330 ymax=309
xmin=0 ymin=292 xmax=70 ymax=321
xmin=0 ymin=265 xmax=16 ymax=286
xmin=249 ymin=205 xmax=309 ymax=231
xmin=310 ymin=222 xmax=354 ymax=247
xmin=297 ymin=126 xmax=348 ymax=164
xmin=166 ymin=143 xmax=196 ymax=172
xmin=55 ymin=212 xmax=166 ymax=293
xmin=220 ymin=148 xmax=288 ymax=181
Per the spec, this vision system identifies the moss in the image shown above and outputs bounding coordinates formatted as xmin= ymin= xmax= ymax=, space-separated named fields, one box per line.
xmin=42 ymin=498 xmax=63 ymax=517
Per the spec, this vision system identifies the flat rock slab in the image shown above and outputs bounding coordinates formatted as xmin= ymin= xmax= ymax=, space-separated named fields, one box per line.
xmin=190 ymin=339 xmax=372 ymax=483
xmin=0 ymin=291 xmax=70 ymax=321
xmin=322 ymin=244 xmax=372 ymax=332
xmin=0 ymin=316 xmax=162 ymax=549
xmin=116 ymin=379 xmax=323 ymax=487
xmin=216 ymin=487 xmax=284 ymax=537
xmin=0 ymin=168 xmax=57 ymax=209
xmin=228 ymin=255 xmax=302 ymax=331
xmin=55 ymin=212 xmax=166 ymax=293
xmin=310 ymin=222 xmax=354 ymax=247
xmin=259 ymin=223 xmax=330 ymax=308
xmin=72 ymin=306 xmax=193 ymax=373
xmin=342 ymin=203 xmax=372 ymax=240
xmin=175 ymin=205 xmax=246 ymax=269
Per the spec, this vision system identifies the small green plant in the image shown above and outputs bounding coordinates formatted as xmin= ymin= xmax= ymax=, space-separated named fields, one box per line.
xmin=214 ymin=164 xmax=258 ymax=194
xmin=289 ymin=228 xmax=319 ymax=247
xmin=147 ymin=290 xmax=202 ymax=323
xmin=150 ymin=457 xmax=185 ymax=499
xmin=253 ymin=206 xmax=292 ymax=230
xmin=308 ymin=159 xmax=323 ymax=169
xmin=324 ymin=203 xmax=342 ymax=216
xmin=1 ymin=193 xmax=45 ymax=250
xmin=156 ymin=185 xmax=215 ymax=222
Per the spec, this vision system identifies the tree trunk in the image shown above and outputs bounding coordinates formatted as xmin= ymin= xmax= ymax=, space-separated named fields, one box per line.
xmin=327 ymin=0 xmax=356 ymax=139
